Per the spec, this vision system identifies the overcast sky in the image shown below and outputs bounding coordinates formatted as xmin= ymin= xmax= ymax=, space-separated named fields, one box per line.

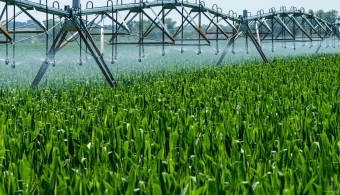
xmin=0 ymin=0 xmax=339 ymax=22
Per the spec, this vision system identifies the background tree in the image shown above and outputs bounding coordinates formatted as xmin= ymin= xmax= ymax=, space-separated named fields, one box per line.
xmin=126 ymin=18 xmax=177 ymax=40
xmin=315 ymin=9 xmax=340 ymax=22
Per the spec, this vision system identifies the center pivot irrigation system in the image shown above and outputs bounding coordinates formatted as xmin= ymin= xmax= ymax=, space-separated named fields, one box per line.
xmin=0 ymin=0 xmax=339 ymax=87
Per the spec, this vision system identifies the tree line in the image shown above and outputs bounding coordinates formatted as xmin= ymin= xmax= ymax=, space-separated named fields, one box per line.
xmin=315 ymin=9 xmax=340 ymax=22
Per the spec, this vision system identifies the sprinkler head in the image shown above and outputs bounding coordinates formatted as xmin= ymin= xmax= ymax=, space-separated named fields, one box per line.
xmin=5 ymin=58 xmax=9 ymax=65
xmin=44 ymin=59 xmax=49 ymax=65
xmin=138 ymin=58 xmax=142 ymax=62
xmin=11 ymin=61 xmax=15 ymax=69
xmin=111 ymin=59 xmax=115 ymax=64
xmin=197 ymin=50 xmax=201 ymax=55
xmin=181 ymin=49 xmax=184 ymax=53
xmin=78 ymin=59 xmax=83 ymax=66
xmin=232 ymin=51 xmax=235 ymax=54
xmin=52 ymin=62 xmax=56 ymax=67
xmin=215 ymin=50 xmax=220 ymax=55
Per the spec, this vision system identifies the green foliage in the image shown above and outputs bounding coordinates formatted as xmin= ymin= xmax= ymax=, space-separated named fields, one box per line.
xmin=315 ymin=9 xmax=340 ymax=21
xmin=0 ymin=53 xmax=340 ymax=194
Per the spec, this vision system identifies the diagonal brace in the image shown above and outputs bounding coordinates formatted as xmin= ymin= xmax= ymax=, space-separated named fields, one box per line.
xmin=301 ymin=15 xmax=322 ymax=39
xmin=313 ymin=17 xmax=331 ymax=37
xmin=141 ymin=9 xmax=172 ymax=41
xmin=203 ymin=11 xmax=228 ymax=39
xmin=173 ymin=12 xmax=198 ymax=38
xmin=274 ymin=15 xmax=295 ymax=38
xmin=287 ymin=14 xmax=312 ymax=40
xmin=104 ymin=12 xmax=130 ymax=33
xmin=109 ymin=12 xmax=139 ymax=43
xmin=142 ymin=10 xmax=175 ymax=43
xmin=0 ymin=5 xmax=6 ymax=21
xmin=16 ymin=5 xmax=46 ymax=31
xmin=246 ymin=24 xmax=269 ymax=63
xmin=0 ymin=22 xmax=12 ymax=41
xmin=174 ymin=6 xmax=210 ymax=44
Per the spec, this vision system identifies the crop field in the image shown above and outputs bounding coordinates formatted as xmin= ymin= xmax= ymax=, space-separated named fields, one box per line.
xmin=0 ymin=42 xmax=340 ymax=194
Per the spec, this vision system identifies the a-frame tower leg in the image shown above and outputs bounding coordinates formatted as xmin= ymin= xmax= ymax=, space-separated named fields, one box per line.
xmin=75 ymin=19 xmax=116 ymax=87
xmin=217 ymin=32 xmax=242 ymax=66
xmin=31 ymin=28 xmax=68 ymax=87
xmin=246 ymin=24 xmax=269 ymax=63
xmin=31 ymin=18 xmax=117 ymax=88
xmin=217 ymin=24 xmax=269 ymax=66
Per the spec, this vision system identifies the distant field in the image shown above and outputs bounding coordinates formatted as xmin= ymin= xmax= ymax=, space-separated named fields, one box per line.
xmin=0 ymin=52 xmax=340 ymax=194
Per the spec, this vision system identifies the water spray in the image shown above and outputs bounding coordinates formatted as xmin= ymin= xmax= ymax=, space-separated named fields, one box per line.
xmin=0 ymin=0 xmax=338 ymax=86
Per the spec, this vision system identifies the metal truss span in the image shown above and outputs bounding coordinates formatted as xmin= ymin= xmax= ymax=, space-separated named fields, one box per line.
xmin=0 ymin=0 xmax=339 ymax=87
